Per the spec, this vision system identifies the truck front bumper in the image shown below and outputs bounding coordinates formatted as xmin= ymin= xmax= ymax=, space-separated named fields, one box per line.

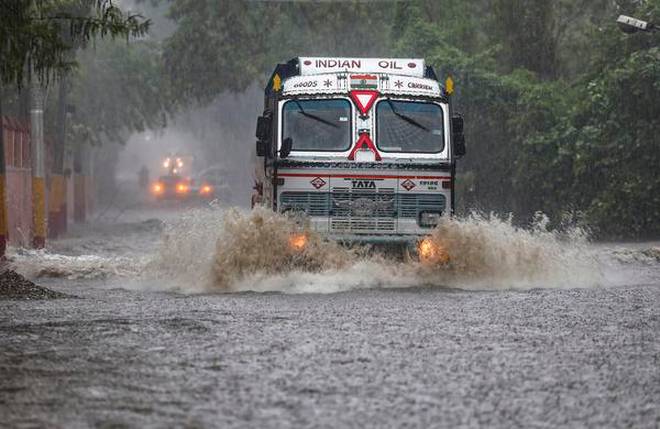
xmin=328 ymin=234 xmax=425 ymax=246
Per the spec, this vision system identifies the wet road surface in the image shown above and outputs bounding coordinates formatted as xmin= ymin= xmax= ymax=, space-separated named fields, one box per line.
xmin=3 ymin=281 xmax=660 ymax=427
xmin=1 ymin=209 xmax=659 ymax=428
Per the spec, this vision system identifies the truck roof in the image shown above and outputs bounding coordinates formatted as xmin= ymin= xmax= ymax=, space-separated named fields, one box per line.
xmin=265 ymin=57 xmax=439 ymax=96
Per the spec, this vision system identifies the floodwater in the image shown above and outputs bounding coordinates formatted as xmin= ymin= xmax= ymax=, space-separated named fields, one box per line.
xmin=2 ymin=206 xmax=659 ymax=427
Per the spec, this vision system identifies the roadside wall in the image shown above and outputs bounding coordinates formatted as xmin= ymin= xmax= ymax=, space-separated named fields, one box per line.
xmin=2 ymin=117 xmax=32 ymax=247
xmin=1 ymin=115 xmax=95 ymax=249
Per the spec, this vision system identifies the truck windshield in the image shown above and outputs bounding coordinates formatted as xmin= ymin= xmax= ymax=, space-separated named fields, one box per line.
xmin=282 ymin=99 xmax=351 ymax=151
xmin=376 ymin=100 xmax=444 ymax=153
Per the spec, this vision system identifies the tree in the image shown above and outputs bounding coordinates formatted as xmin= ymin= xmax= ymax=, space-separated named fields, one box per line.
xmin=491 ymin=0 xmax=559 ymax=79
xmin=163 ymin=0 xmax=394 ymax=103
xmin=71 ymin=40 xmax=169 ymax=146
xmin=0 ymin=0 xmax=149 ymax=87
xmin=0 ymin=0 xmax=150 ymax=253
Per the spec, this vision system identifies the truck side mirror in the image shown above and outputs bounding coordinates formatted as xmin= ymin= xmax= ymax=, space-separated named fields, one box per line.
xmin=451 ymin=115 xmax=464 ymax=134
xmin=255 ymin=112 xmax=272 ymax=157
xmin=256 ymin=140 xmax=267 ymax=157
xmin=280 ymin=137 xmax=293 ymax=159
xmin=451 ymin=114 xmax=466 ymax=158
xmin=256 ymin=114 xmax=271 ymax=141
xmin=454 ymin=133 xmax=466 ymax=158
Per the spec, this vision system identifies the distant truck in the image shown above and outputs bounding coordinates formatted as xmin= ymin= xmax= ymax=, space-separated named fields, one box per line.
xmin=150 ymin=155 xmax=215 ymax=202
xmin=253 ymin=57 xmax=465 ymax=253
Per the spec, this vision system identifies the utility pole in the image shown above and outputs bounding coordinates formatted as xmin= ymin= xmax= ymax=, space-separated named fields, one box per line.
xmin=73 ymin=140 xmax=85 ymax=223
xmin=50 ymin=77 xmax=68 ymax=238
xmin=0 ymin=85 xmax=8 ymax=259
xmin=31 ymin=84 xmax=46 ymax=248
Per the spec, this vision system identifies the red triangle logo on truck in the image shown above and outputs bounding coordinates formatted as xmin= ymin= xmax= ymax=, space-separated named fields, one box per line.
xmin=348 ymin=133 xmax=381 ymax=161
xmin=349 ymin=90 xmax=379 ymax=116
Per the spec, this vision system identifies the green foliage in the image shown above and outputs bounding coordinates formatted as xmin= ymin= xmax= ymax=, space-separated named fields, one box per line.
xmin=0 ymin=0 xmax=150 ymax=87
xmin=163 ymin=0 xmax=395 ymax=102
xmin=390 ymin=0 xmax=660 ymax=239
xmin=506 ymin=2 xmax=660 ymax=239
xmin=70 ymin=39 xmax=170 ymax=146
xmin=570 ymin=44 xmax=660 ymax=238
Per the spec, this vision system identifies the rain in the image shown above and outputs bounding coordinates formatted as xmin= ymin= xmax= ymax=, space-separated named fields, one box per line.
xmin=1 ymin=1 xmax=659 ymax=427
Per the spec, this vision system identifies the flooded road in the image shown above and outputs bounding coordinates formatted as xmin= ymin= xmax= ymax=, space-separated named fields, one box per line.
xmin=2 ymin=207 xmax=660 ymax=427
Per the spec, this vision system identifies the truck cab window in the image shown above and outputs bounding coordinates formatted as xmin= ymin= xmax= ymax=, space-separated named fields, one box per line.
xmin=376 ymin=100 xmax=444 ymax=153
xmin=282 ymin=99 xmax=351 ymax=151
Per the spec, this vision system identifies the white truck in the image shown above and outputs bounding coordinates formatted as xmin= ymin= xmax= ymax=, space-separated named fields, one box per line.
xmin=253 ymin=57 xmax=465 ymax=249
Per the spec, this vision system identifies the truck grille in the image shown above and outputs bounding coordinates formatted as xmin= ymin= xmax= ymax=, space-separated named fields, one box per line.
xmin=279 ymin=191 xmax=446 ymax=232
xmin=279 ymin=192 xmax=330 ymax=216
xmin=397 ymin=193 xmax=446 ymax=218
xmin=330 ymin=188 xmax=395 ymax=232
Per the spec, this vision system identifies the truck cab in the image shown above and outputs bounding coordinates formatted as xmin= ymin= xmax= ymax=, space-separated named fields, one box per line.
xmin=254 ymin=57 xmax=465 ymax=245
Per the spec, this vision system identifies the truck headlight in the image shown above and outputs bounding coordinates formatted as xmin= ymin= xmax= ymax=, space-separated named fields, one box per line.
xmin=152 ymin=182 xmax=164 ymax=195
xmin=418 ymin=237 xmax=450 ymax=264
xmin=176 ymin=183 xmax=189 ymax=194
xmin=419 ymin=211 xmax=442 ymax=228
xmin=289 ymin=233 xmax=307 ymax=251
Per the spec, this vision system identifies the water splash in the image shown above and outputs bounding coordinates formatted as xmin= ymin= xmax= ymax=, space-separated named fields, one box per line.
xmin=9 ymin=249 xmax=144 ymax=280
xmin=212 ymin=208 xmax=355 ymax=290
xmin=412 ymin=214 xmax=600 ymax=290
xmin=141 ymin=206 xmax=228 ymax=292
xmin=11 ymin=206 xmax=656 ymax=294
xmin=206 ymin=209 xmax=603 ymax=293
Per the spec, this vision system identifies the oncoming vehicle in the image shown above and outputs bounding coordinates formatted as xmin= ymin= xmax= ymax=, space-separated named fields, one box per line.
xmin=150 ymin=155 xmax=216 ymax=202
xmin=151 ymin=174 xmax=216 ymax=202
xmin=253 ymin=57 xmax=466 ymax=257
xmin=150 ymin=174 xmax=192 ymax=201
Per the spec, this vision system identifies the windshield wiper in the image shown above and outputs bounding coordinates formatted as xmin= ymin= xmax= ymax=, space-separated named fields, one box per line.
xmin=292 ymin=100 xmax=339 ymax=128
xmin=386 ymin=98 xmax=429 ymax=132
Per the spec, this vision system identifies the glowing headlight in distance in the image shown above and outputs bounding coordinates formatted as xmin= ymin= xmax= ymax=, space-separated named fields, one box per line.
xmin=152 ymin=183 xmax=164 ymax=194
xmin=176 ymin=183 xmax=189 ymax=193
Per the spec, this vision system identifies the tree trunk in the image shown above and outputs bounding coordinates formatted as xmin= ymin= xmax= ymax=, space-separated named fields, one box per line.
xmin=0 ymin=84 xmax=7 ymax=258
